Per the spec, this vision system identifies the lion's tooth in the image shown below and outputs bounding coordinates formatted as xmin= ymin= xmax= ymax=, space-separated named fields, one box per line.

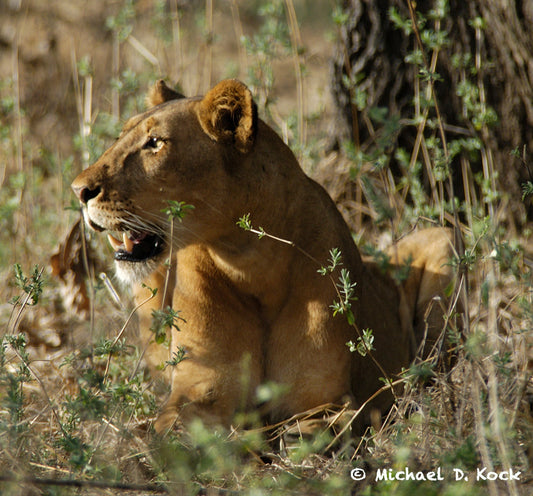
xmin=107 ymin=233 xmax=123 ymax=252
xmin=123 ymin=232 xmax=134 ymax=253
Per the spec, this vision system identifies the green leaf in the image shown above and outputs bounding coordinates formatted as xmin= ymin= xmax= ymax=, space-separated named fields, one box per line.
xmin=237 ymin=213 xmax=253 ymax=231
xmin=162 ymin=200 xmax=195 ymax=221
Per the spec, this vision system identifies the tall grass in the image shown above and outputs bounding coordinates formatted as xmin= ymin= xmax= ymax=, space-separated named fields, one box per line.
xmin=0 ymin=1 xmax=531 ymax=495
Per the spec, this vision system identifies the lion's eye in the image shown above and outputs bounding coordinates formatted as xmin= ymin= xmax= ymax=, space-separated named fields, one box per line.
xmin=143 ymin=136 xmax=164 ymax=151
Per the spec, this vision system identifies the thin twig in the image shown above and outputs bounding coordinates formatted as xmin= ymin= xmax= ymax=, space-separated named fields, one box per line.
xmin=170 ymin=0 xmax=184 ymax=80
xmin=244 ymin=223 xmax=397 ymax=398
xmin=0 ymin=474 xmax=169 ymax=493
xmin=284 ymin=0 xmax=306 ymax=156
xmin=8 ymin=267 xmax=44 ymax=336
xmin=230 ymin=0 xmax=247 ymax=79
xmin=161 ymin=218 xmax=174 ymax=309
xmin=8 ymin=343 xmax=68 ymax=439
xmin=204 ymin=0 xmax=213 ymax=87
xmin=324 ymin=377 xmax=406 ymax=452
xmin=103 ymin=291 xmax=157 ymax=381
xmin=79 ymin=213 xmax=96 ymax=365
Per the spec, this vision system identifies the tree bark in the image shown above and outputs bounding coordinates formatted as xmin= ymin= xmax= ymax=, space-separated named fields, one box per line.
xmin=330 ymin=0 xmax=533 ymax=227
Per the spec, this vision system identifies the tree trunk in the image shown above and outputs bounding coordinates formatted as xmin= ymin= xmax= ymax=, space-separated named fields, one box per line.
xmin=329 ymin=0 xmax=533 ymax=228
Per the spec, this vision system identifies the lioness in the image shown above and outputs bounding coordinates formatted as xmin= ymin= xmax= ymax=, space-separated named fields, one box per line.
xmin=72 ymin=79 xmax=457 ymax=433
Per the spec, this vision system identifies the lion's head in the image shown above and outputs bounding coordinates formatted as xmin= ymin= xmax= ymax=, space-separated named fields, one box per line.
xmin=71 ymin=79 xmax=279 ymax=283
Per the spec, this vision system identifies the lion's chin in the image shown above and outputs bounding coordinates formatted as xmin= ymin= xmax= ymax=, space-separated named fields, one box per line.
xmin=114 ymin=258 xmax=162 ymax=285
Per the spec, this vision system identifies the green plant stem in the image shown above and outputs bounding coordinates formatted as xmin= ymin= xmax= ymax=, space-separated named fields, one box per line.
xmin=8 ymin=341 xmax=67 ymax=438
xmin=103 ymin=291 xmax=157 ymax=382
xmin=161 ymin=217 xmax=174 ymax=309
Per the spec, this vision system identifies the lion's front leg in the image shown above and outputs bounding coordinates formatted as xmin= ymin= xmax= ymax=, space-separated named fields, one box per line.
xmin=153 ymin=290 xmax=264 ymax=433
xmin=265 ymin=297 xmax=354 ymax=421
xmin=154 ymin=358 xmax=245 ymax=432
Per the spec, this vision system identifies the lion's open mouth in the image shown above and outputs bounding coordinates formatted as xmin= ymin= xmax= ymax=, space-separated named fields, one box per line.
xmin=107 ymin=231 xmax=165 ymax=263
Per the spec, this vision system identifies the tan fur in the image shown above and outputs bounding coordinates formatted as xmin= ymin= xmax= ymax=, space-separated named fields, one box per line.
xmin=71 ymin=79 xmax=458 ymax=433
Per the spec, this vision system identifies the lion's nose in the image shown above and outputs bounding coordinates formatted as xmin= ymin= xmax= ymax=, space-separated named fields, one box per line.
xmin=72 ymin=184 xmax=101 ymax=204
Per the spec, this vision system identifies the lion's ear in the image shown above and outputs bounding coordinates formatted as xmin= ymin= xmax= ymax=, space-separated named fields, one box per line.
xmin=198 ymin=79 xmax=257 ymax=153
xmin=146 ymin=80 xmax=185 ymax=107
